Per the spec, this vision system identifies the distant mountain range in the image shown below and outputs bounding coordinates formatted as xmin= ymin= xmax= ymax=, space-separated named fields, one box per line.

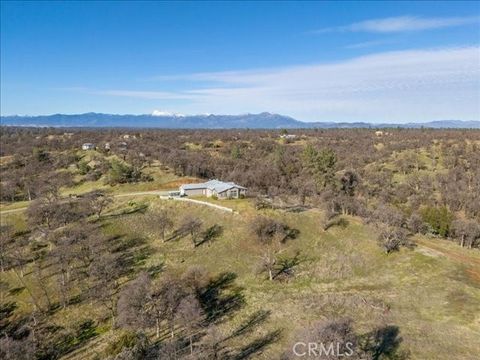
xmin=1 ymin=112 xmax=479 ymax=129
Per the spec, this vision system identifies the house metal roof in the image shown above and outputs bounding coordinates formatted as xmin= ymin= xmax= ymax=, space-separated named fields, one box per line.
xmin=180 ymin=179 xmax=246 ymax=193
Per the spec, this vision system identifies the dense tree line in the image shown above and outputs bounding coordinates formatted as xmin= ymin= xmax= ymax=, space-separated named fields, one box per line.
xmin=1 ymin=127 xmax=479 ymax=250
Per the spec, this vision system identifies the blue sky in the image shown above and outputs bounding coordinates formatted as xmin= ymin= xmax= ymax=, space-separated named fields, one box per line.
xmin=1 ymin=1 xmax=479 ymax=122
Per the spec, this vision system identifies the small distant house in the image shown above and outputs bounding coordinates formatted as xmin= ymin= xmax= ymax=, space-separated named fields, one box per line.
xmin=280 ymin=134 xmax=297 ymax=140
xmin=122 ymin=134 xmax=137 ymax=140
xmin=375 ymin=130 xmax=392 ymax=137
xmin=87 ymin=159 xmax=101 ymax=169
xmin=179 ymin=179 xmax=247 ymax=199
xmin=82 ymin=143 xmax=95 ymax=150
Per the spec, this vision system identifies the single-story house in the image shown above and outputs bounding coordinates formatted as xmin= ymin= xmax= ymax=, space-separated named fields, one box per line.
xmin=280 ymin=134 xmax=297 ymax=139
xmin=82 ymin=143 xmax=95 ymax=150
xmin=180 ymin=179 xmax=247 ymax=199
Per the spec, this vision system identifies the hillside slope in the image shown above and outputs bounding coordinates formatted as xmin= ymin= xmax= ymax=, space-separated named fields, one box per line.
xmin=2 ymin=195 xmax=479 ymax=359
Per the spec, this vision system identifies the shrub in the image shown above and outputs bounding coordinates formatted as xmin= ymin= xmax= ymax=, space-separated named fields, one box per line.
xmin=251 ymin=216 xmax=299 ymax=244
xmin=377 ymin=225 xmax=412 ymax=253
xmin=420 ymin=206 xmax=454 ymax=237
xmin=106 ymin=160 xmax=151 ymax=185
xmin=85 ymin=170 xmax=102 ymax=182
xmin=104 ymin=332 xmax=148 ymax=357
xmin=107 ymin=160 xmax=135 ymax=185
xmin=78 ymin=160 xmax=91 ymax=175
xmin=407 ymin=212 xmax=428 ymax=234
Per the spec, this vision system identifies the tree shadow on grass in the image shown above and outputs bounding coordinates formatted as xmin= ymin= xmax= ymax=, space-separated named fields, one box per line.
xmin=230 ymin=329 xmax=282 ymax=360
xmin=195 ymin=224 xmax=224 ymax=247
xmin=46 ymin=319 xmax=99 ymax=358
xmin=361 ymin=325 xmax=410 ymax=360
xmin=107 ymin=235 xmax=154 ymax=275
xmin=198 ymin=272 xmax=246 ymax=324
xmin=8 ymin=286 xmax=25 ymax=296
xmin=0 ymin=301 xmax=25 ymax=336
xmin=100 ymin=203 xmax=149 ymax=219
xmin=145 ymin=263 xmax=164 ymax=278
xmin=324 ymin=217 xmax=349 ymax=231
xmin=273 ymin=251 xmax=305 ymax=281
xmin=225 ymin=310 xmax=272 ymax=341
xmin=165 ymin=228 xmax=190 ymax=242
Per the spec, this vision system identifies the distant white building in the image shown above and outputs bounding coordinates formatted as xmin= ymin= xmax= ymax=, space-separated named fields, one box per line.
xmin=180 ymin=179 xmax=247 ymax=199
xmin=375 ymin=131 xmax=392 ymax=137
xmin=122 ymin=134 xmax=137 ymax=140
xmin=82 ymin=143 xmax=95 ymax=150
xmin=280 ymin=134 xmax=297 ymax=140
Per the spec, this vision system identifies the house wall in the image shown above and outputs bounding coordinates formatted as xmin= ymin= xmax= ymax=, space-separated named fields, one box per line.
xmin=217 ymin=187 xmax=246 ymax=199
xmin=182 ymin=188 xmax=205 ymax=196
xmin=227 ymin=189 xmax=238 ymax=198
xmin=181 ymin=185 xmax=247 ymax=198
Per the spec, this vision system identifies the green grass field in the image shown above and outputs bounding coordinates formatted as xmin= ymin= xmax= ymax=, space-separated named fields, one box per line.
xmin=1 ymin=145 xmax=480 ymax=359
xmin=3 ymin=192 xmax=477 ymax=359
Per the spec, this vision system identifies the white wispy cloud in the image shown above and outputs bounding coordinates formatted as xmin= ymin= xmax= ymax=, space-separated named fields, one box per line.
xmin=94 ymin=89 xmax=191 ymax=100
xmin=344 ymin=39 xmax=399 ymax=49
xmin=79 ymin=46 xmax=480 ymax=122
xmin=314 ymin=15 xmax=479 ymax=33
